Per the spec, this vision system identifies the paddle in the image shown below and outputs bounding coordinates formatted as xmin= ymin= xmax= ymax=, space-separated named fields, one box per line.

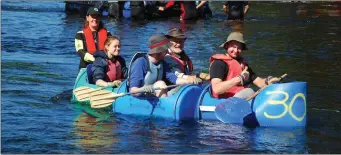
xmin=73 ymin=85 xmax=113 ymax=102
xmin=214 ymin=73 xmax=288 ymax=124
xmin=246 ymin=73 xmax=287 ymax=101
xmin=90 ymin=84 xmax=181 ymax=109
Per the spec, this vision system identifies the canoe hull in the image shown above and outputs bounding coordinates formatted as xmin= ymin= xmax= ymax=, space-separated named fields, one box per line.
xmin=113 ymin=81 xmax=202 ymax=121
xmin=198 ymin=82 xmax=307 ymax=127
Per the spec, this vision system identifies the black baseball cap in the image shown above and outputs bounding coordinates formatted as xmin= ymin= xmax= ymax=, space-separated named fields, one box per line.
xmin=87 ymin=7 xmax=100 ymax=16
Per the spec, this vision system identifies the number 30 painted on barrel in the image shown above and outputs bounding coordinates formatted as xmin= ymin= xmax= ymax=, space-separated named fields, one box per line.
xmin=252 ymin=82 xmax=307 ymax=127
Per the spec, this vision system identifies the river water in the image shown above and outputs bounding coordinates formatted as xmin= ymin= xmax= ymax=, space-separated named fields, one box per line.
xmin=1 ymin=1 xmax=341 ymax=154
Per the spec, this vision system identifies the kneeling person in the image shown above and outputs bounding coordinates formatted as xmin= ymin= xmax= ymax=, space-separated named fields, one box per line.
xmin=129 ymin=34 xmax=201 ymax=98
xmin=91 ymin=36 xmax=128 ymax=87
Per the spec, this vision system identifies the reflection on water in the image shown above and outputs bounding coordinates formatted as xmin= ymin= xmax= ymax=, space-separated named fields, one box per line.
xmin=72 ymin=113 xmax=120 ymax=153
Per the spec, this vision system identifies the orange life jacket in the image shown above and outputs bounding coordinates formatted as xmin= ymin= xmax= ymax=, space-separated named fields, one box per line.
xmin=170 ymin=52 xmax=194 ymax=75
xmin=209 ymin=54 xmax=247 ymax=98
xmin=105 ymin=60 xmax=122 ymax=82
xmin=83 ymin=27 xmax=108 ymax=54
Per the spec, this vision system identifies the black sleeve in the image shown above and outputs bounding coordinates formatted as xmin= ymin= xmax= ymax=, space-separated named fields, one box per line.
xmin=75 ymin=32 xmax=87 ymax=59
xmin=107 ymin=31 xmax=112 ymax=36
xmin=209 ymin=60 xmax=228 ymax=80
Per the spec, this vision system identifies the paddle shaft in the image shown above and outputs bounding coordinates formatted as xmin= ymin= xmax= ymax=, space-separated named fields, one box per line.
xmin=124 ymin=84 xmax=180 ymax=96
xmin=246 ymin=74 xmax=287 ymax=101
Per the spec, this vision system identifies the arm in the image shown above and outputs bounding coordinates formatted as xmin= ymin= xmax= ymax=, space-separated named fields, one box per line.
xmin=92 ymin=58 xmax=110 ymax=87
xmin=223 ymin=2 xmax=229 ymax=13
xmin=244 ymin=2 xmax=249 ymax=16
xmin=159 ymin=1 xmax=174 ymax=11
xmin=211 ymin=77 xmax=241 ymax=95
xmin=164 ymin=55 xmax=183 ymax=78
xmin=252 ymin=77 xmax=267 ymax=88
xmin=209 ymin=60 xmax=242 ymax=95
xmin=196 ymin=1 xmax=207 ymax=9
xmin=129 ymin=58 xmax=148 ymax=94
xmin=75 ymin=31 xmax=95 ymax=62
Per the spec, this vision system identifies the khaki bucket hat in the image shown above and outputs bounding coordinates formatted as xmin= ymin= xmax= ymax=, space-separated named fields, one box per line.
xmin=220 ymin=32 xmax=247 ymax=50
xmin=166 ymin=28 xmax=187 ymax=39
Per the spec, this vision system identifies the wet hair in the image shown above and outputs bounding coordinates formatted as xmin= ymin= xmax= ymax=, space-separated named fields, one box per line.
xmin=104 ymin=35 xmax=121 ymax=52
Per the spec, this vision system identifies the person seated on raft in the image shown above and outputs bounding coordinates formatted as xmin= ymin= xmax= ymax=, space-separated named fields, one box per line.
xmin=209 ymin=32 xmax=281 ymax=99
xmin=75 ymin=7 xmax=112 ymax=70
xmin=129 ymin=34 xmax=202 ymax=98
xmin=91 ymin=36 xmax=128 ymax=87
xmin=164 ymin=28 xmax=197 ymax=80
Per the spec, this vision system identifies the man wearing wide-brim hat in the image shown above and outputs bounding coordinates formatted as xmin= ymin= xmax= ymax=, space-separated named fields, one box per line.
xmin=164 ymin=28 xmax=199 ymax=81
xmin=129 ymin=34 xmax=202 ymax=98
xmin=209 ymin=32 xmax=281 ymax=99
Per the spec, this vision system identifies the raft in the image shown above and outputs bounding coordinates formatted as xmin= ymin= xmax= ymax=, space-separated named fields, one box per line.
xmin=72 ymin=68 xmax=203 ymax=120
xmin=113 ymin=80 xmax=203 ymax=121
xmin=71 ymin=68 xmax=119 ymax=119
xmin=198 ymin=82 xmax=307 ymax=127
xmin=72 ymin=68 xmax=307 ymax=126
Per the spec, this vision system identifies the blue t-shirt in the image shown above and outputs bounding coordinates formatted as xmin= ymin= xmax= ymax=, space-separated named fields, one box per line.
xmin=129 ymin=57 xmax=178 ymax=90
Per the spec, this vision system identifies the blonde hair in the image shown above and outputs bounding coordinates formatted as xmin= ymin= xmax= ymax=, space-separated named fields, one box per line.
xmin=104 ymin=35 xmax=120 ymax=52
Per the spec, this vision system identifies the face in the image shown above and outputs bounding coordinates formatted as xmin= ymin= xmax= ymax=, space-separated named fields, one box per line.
xmin=105 ymin=39 xmax=120 ymax=59
xmin=86 ymin=14 xmax=100 ymax=29
xmin=225 ymin=41 xmax=243 ymax=59
xmin=153 ymin=51 xmax=167 ymax=61
xmin=169 ymin=38 xmax=185 ymax=53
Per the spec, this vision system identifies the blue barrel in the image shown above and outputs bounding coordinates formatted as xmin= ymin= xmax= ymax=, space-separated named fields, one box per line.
xmin=198 ymin=82 xmax=307 ymax=127
xmin=252 ymin=82 xmax=307 ymax=127
xmin=113 ymin=81 xmax=203 ymax=121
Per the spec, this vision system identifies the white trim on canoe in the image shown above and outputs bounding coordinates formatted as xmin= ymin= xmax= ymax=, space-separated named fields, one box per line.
xmin=199 ymin=106 xmax=215 ymax=112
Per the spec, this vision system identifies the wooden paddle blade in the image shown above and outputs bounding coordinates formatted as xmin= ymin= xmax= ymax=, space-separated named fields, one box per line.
xmin=214 ymin=97 xmax=252 ymax=124
xmin=90 ymin=89 xmax=112 ymax=97
xmin=90 ymin=99 xmax=114 ymax=108
xmin=73 ymin=87 xmax=95 ymax=102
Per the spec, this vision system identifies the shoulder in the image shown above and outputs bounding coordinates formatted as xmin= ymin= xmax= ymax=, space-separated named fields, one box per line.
xmin=211 ymin=59 xmax=227 ymax=67
xmin=132 ymin=57 xmax=148 ymax=66
xmin=75 ymin=30 xmax=84 ymax=39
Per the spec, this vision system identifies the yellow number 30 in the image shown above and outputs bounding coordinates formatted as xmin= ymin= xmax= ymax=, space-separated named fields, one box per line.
xmin=263 ymin=91 xmax=306 ymax=121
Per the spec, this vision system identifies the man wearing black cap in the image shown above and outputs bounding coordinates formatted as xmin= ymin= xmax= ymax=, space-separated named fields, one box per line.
xmin=209 ymin=32 xmax=281 ymax=99
xmin=74 ymin=7 xmax=111 ymax=70
xmin=129 ymin=34 xmax=201 ymax=98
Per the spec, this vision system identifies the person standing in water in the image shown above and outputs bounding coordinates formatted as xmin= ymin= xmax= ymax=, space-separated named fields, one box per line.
xmin=75 ymin=7 xmax=112 ymax=70
xmin=223 ymin=1 xmax=249 ymax=20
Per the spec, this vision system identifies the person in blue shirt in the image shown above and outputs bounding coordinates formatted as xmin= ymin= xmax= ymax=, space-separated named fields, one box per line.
xmin=129 ymin=34 xmax=201 ymax=98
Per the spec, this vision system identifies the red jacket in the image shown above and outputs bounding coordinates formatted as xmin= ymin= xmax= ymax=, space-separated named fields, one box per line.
xmin=209 ymin=54 xmax=247 ymax=98
xmin=83 ymin=27 xmax=108 ymax=54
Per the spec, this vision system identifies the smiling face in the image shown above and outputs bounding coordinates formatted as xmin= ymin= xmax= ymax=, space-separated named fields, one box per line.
xmin=105 ymin=38 xmax=120 ymax=59
xmin=86 ymin=14 xmax=100 ymax=30
xmin=169 ymin=38 xmax=185 ymax=53
xmin=225 ymin=40 xmax=243 ymax=59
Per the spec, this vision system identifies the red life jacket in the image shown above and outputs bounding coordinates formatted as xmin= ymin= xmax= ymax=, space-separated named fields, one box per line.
xmin=209 ymin=54 xmax=247 ymax=98
xmin=170 ymin=52 xmax=194 ymax=75
xmin=105 ymin=60 xmax=122 ymax=82
xmin=83 ymin=26 xmax=108 ymax=54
